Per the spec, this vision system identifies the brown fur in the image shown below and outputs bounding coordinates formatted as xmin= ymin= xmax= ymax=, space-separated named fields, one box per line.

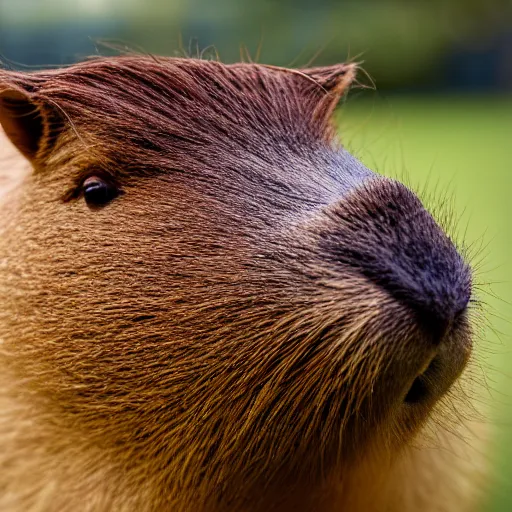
xmin=0 ymin=56 xmax=488 ymax=511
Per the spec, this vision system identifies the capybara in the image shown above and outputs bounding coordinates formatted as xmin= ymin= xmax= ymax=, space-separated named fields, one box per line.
xmin=0 ymin=56 xmax=488 ymax=511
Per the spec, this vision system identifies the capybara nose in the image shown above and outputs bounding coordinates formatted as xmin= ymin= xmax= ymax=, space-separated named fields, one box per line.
xmin=323 ymin=178 xmax=472 ymax=344
xmin=407 ymin=291 xmax=469 ymax=344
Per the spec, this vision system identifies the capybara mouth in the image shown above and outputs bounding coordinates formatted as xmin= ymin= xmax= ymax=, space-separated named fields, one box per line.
xmin=404 ymin=355 xmax=439 ymax=405
xmin=401 ymin=323 xmax=471 ymax=408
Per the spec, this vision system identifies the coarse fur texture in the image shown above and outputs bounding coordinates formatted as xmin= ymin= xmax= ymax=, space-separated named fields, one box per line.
xmin=0 ymin=56 xmax=489 ymax=511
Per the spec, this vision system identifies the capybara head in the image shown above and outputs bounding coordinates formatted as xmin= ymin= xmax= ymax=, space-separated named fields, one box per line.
xmin=0 ymin=57 xmax=474 ymax=511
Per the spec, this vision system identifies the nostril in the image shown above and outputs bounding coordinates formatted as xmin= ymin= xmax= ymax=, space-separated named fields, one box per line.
xmin=415 ymin=309 xmax=452 ymax=344
xmin=408 ymin=291 xmax=470 ymax=344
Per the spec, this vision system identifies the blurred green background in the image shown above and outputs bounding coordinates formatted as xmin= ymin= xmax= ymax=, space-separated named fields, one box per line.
xmin=1 ymin=0 xmax=511 ymax=509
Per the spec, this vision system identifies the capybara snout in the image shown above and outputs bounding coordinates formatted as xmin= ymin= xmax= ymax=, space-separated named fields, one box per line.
xmin=312 ymin=176 xmax=472 ymax=411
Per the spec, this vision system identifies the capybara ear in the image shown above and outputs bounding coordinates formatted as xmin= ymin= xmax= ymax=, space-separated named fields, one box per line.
xmin=300 ymin=63 xmax=357 ymax=130
xmin=0 ymin=73 xmax=62 ymax=163
xmin=239 ymin=61 xmax=357 ymax=138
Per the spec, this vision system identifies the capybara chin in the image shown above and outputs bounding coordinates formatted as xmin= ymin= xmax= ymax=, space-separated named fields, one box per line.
xmin=0 ymin=56 xmax=488 ymax=511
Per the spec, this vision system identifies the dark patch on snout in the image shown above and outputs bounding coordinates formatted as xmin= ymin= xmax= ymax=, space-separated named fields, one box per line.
xmin=321 ymin=178 xmax=471 ymax=345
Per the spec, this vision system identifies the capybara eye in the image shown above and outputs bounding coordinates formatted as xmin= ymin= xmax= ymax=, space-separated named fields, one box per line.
xmin=82 ymin=176 xmax=119 ymax=206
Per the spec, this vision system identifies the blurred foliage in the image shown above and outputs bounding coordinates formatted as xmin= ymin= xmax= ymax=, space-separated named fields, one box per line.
xmin=0 ymin=0 xmax=511 ymax=91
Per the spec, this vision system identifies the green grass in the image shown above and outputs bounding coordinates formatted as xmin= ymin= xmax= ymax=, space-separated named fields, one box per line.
xmin=338 ymin=94 xmax=512 ymax=510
